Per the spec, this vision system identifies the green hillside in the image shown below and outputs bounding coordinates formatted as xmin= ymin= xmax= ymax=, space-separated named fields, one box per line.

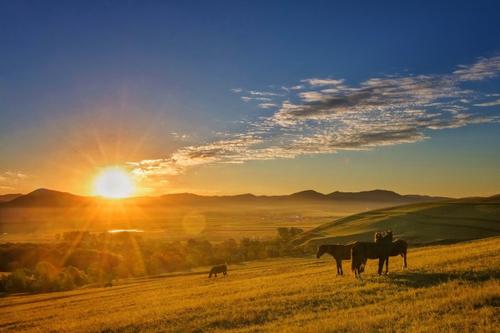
xmin=294 ymin=196 xmax=500 ymax=247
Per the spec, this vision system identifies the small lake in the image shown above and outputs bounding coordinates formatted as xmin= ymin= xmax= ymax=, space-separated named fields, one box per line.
xmin=107 ymin=229 xmax=144 ymax=233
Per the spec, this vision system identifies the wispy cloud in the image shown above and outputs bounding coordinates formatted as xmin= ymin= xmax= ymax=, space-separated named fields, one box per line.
xmin=273 ymin=71 xmax=474 ymax=125
xmin=241 ymin=96 xmax=272 ymax=102
xmin=474 ymin=99 xmax=500 ymax=107
xmin=258 ymin=103 xmax=278 ymax=109
xmin=171 ymin=132 xmax=191 ymax=141
xmin=301 ymin=78 xmax=345 ymax=86
xmin=233 ymin=89 xmax=280 ymax=103
xmin=130 ymin=56 xmax=500 ymax=185
xmin=281 ymin=85 xmax=305 ymax=91
xmin=128 ymin=135 xmax=264 ymax=177
xmin=453 ymin=56 xmax=500 ymax=81
xmin=248 ymin=90 xmax=279 ymax=96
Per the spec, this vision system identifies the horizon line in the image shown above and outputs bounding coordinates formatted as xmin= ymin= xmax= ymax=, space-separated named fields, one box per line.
xmin=0 ymin=186 xmax=472 ymax=200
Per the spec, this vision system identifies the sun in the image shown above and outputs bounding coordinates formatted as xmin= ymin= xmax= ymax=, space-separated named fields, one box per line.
xmin=93 ymin=167 xmax=135 ymax=198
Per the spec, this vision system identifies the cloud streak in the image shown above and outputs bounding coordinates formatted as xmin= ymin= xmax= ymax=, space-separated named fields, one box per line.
xmin=130 ymin=56 xmax=500 ymax=184
xmin=474 ymin=99 xmax=500 ymax=107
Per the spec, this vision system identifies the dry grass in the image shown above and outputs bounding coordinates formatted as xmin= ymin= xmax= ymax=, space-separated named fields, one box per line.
xmin=1 ymin=237 xmax=499 ymax=332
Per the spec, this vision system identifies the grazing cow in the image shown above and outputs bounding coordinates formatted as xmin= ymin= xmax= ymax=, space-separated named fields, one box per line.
xmin=316 ymin=243 xmax=355 ymax=275
xmin=351 ymin=231 xmax=393 ymax=278
xmin=209 ymin=264 xmax=227 ymax=278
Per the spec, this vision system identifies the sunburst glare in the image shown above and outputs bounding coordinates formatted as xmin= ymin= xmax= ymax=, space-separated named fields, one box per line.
xmin=93 ymin=167 xmax=135 ymax=198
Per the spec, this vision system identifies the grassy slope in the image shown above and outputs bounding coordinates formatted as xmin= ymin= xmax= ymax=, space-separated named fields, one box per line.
xmin=1 ymin=237 xmax=499 ymax=332
xmin=294 ymin=197 xmax=500 ymax=246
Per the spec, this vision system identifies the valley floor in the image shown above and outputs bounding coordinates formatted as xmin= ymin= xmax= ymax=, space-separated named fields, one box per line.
xmin=1 ymin=237 xmax=499 ymax=332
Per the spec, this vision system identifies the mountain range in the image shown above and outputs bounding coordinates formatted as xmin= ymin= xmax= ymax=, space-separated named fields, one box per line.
xmin=0 ymin=188 xmax=451 ymax=207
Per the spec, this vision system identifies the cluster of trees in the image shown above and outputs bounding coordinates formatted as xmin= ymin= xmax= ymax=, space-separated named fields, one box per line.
xmin=1 ymin=263 xmax=89 ymax=293
xmin=0 ymin=227 xmax=306 ymax=293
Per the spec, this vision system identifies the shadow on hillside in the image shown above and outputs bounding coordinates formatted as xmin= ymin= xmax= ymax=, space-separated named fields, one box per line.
xmin=386 ymin=270 xmax=499 ymax=289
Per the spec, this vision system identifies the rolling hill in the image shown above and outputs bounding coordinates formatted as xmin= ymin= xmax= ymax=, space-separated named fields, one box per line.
xmin=294 ymin=195 xmax=500 ymax=246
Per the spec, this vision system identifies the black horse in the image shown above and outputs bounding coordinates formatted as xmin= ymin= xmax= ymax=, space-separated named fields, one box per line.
xmin=351 ymin=231 xmax=393 ymax=278
xmin=316 ymin=243 xmax=355 ymax=275
xmin=382 ymin=238 xmax=408 ymax=274
xmin=208 ymin=264 xmax=227 ymax=278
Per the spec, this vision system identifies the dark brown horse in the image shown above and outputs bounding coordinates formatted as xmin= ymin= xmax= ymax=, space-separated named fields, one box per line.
xmin=351 ymin=231 xmax=393 ymax=278
xmin=316 ymin=243 xmax=354 ymax=275
xmin=208 ymin=264 xmax=227 ymax=278
xmin=382 ymin=239 xmax=408 ymax=274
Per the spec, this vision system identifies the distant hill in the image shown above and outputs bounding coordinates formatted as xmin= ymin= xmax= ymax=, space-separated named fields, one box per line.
xmin=293 ymin=195 xmax=500 ymax=246
xmin=289 ymin=190 xmax=327 ymax=200
xmin=1 ymin=188 xmax=90 ymax=207
xmin=0 ymin=188 xmax=450 ymax=208
xmin=0 ymin=193 xmax=22 ymax=203
xmin=327 ymin=189 xmax=448 ymax=202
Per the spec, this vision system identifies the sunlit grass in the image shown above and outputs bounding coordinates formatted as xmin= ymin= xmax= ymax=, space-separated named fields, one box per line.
xmin=1 ymin=237 xmax=498 ymax=332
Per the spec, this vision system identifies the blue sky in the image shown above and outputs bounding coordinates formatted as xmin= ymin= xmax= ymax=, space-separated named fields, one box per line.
xmin=1 ymin=1 xmax=499 ymax=196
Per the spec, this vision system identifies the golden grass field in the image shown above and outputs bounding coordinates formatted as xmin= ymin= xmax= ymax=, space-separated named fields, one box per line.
xmin=1 ymin=236 xmax=499 ymax=332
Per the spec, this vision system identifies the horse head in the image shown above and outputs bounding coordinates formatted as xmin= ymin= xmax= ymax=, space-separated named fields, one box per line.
xmin=375 ymin=230 xmax=393 ymax=244
xmin=316 ymin=245 xmax=327 ymax=258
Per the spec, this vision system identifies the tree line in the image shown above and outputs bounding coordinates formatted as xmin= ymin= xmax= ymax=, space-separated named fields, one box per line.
xmin=0 ymin=227 xmax=306 ymax=293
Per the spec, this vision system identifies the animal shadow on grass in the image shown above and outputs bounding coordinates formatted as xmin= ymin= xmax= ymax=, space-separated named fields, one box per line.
xmin=385 ymin=270 xmax=500 ymax=289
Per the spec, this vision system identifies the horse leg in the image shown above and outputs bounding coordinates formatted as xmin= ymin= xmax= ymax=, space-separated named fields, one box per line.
xmin=385 ymin=257 xmax=389 ymax=275
xmin=378 ymin=258 xmax=384 ymax=275
xmin=336 ymin=259 xmax=341 ymax=275
xmin=403 ymin=251 xmax=408 ymax=269
xmin=340 ymin=261 xmax=343 ymax=276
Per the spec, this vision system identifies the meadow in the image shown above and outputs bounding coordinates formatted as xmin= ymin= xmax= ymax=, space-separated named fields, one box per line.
xmin=0 ymin=201 xmax=376 ymax=243
xmin=1 ymin=236 xmax=498 ymax=332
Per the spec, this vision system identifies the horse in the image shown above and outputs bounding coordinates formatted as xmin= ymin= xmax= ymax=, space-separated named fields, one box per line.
xmin=351 ymin=231 xmax=393 ymax=278
xmin=316 ymin=243 xmax=355 ymax=275
xmin=208 ymin=264 xmax=227 ymax=278
xmin=382 ymin=239 xmax=408 ymax=274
